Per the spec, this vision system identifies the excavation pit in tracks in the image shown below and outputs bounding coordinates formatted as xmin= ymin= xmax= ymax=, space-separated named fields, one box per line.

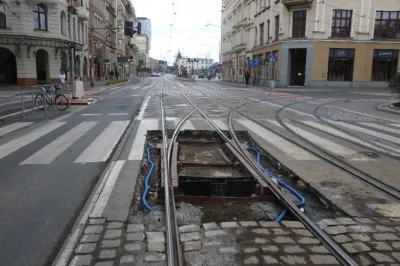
xmin=158 ymin=132 xmax=273 ymax=200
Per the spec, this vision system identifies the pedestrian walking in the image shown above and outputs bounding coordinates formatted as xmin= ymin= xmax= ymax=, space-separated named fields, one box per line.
xmin=58 ymin=71 xmax=66 ymax=84
xmin=244 ymin=71 xmax=250 ymax=86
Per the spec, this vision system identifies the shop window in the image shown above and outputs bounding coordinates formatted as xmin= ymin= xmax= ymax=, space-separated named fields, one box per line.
xmin=0 ymin=3 xmax=6 ymax=28
xmin=374 ymin=11 xmax=400 ymax=39
xmin=292 ymin=10 xmax=306 ymax=38
xmin=328 ymin=49 xmax=355 ymax=81
xmin=372 ymin=49 xmax=399 ymax=81
xmin=331 ymin=10 xmax=352 ymax=38
xmin=33 ymin=4 xmax=47 ymax=30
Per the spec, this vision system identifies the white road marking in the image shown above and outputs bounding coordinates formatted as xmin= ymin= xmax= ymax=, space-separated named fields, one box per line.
xmin=82 ymin=113 xmax=102 ymax=116
xmin=328 ymin=106 xmax=400 ymax=123
xmin=75 ymin=121 xmax=129 ymax=163
xmin=181 ymin=120 xmax=196 ymax=130
xmin=21 ymin=122 xmax=97 ymax=165
xmin=359 ymin=122 xmax=400 ymax=135
xmin=212 ymin=119 xmax=228 ymax=131
xmin=0 ymin=107 xmax=38 ymax=120
xmin=389 ymin=124 xmax=400 ymax=128
xmin=249 ymin=99 xmax=315 ymax=118
xmin=302 ymin=121 xmax=400 ymax=156
xmin=90 ymin=160 xmax=126 ymax=218
xmin=137 ymin=96 xmax=151 ymax=120
xmin=370 ymin=140 xmax=400 ymax=153
xmin=286 ymin=123 xmax=370 ymax=161
xmin=128 ymin=119 xmax=159 ymax=160
xmin=108 ymin=113 xmax=129 ymax=116
xmin=53 ymin=161 xmax=116 ymax=266
xmin=264 ymin=120 xmax=284 ymax=128
xmin=328 ymin=120 xmax=400 ymax=145
xmin=0 ymin=122 xmax=65 ymax=160
xmin=0 ymin=122 xmax=33 ymax=137
xmin=237 ymin=120 xmax=318 ymax=160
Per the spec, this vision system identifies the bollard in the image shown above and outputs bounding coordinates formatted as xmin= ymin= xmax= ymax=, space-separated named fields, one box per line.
xmin=41 ymin=87 xmax=47 ymax=119
xmin=31 ymin=89 xmax=35 ymax=114
xmin=51 ymin=86 xmax=56 ymax=113
xmin=21 ymin=88 xmax=25 ymax=118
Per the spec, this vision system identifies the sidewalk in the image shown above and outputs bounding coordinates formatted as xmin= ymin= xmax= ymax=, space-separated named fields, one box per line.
xmin=217 ymin=80 xmax=393 ymax=96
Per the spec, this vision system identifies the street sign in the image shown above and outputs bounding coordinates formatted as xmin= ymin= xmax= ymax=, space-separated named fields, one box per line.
xmin=249 ymin=60 xmax=259 ymax=67
xmin=268 ymin=55 xmax=277 ymax=62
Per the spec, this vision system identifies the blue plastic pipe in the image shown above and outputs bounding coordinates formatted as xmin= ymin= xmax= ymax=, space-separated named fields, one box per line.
xmin=142 ymin=147 xmax=157 ymax=212
xmin=248 ymin=147 xmax=306 ymax=222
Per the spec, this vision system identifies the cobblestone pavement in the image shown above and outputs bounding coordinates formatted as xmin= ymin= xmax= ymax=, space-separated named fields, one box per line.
xmin=318 ymin=217 xmax=400 ymax=265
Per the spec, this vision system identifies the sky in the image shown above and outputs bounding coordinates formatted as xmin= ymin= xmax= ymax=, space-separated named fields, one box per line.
xmin=132 ymin=0 xmax=222 ymax=65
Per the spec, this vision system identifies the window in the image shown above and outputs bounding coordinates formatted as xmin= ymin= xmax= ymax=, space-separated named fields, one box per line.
xmin=292 ymin=10 xmax=306 ymax=37
xmin=0 ymin=3 xmax=6 ymax=28
xmin=60 ymin=11 xmax=66 ymax=35
xmin=374 ymin=11 xmax=400 ymax=39
xmin=254 ymin=26 xmax=257 ymax=46
xmin=260 ymin=23 xmax=264 ymax=44
xmin=331 ymin=10 xmax=352 ymax=37
xmin=33 ymin=4 xmax=47 ymax=30
xmin=328 ymin=49 xmax=355 ymax=81
xmin=372 ymin=49 xmax=399 ymax=81
xmin=78 ymin=21 xmax=81 ymax=42
xmin=266 ymin=20 xmax=270 ymax=43
xmin=73 ymin=18 xmax=76 ymax=40
xmin=275 ymin=15 xmax=279 ymax=41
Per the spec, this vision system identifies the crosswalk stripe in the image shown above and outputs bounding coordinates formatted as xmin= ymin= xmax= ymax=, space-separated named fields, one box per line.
xmin=212 ymin=119 xmax=228 ymax=131
xmin=21 ymin=122 xmax=97 ymax=165
xmin=181 ymin=120 xmax=195 ymax=130
xmin=128 ymin=119 xmax=159 ymax=160
xmin=82 ymin=114 xmax=102 ymax=116
xmin=302 ymin=121 xmax=400 ymax=156
xmin=0 ymin=122 xmax=66 ymax=160
xmin=264 ymin=120 xmax=284 ymax=129
xmin=286 ymin=123 xmax=370 ymax=161
xmin=370 ymin=140 xmax=400 ymax=153
xmin=328 ymin=120 xmax=400 ymax=145
xmin=0 ymin=122 xmax=33 ymax=137
xmin=237 ymin=120 xmax=318 ymax=160
xmin=108 ymin=113 xmax=129 ymax=116
xmin=389 ymin=124 xmax=400 ymax=128
xmin=359 ymin=122 xmax=400 ymax=135
xmin=75 ymin=121 xmax=130 ymax=163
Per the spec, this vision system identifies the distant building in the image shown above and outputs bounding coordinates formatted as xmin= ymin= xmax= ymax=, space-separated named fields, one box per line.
xmin=137 ymin=17 xmax=151 ymax=50
xmin=177 ymin=57 xmax=213 ymax=75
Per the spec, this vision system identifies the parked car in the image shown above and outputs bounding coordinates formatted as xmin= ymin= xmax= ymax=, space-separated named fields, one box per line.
xmin=198 ymin=74 xmax=204 ymax=78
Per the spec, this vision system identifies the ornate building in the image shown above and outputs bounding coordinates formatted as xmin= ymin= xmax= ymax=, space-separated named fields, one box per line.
xmin=222 ymin=0 xmax=400 ymax=88
xmin=0 ymin=0 xmax=89 ymax=86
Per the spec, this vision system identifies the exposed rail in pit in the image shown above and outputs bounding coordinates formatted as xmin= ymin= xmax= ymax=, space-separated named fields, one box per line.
xmin=175 ymin=92 xmax=358 ymax=266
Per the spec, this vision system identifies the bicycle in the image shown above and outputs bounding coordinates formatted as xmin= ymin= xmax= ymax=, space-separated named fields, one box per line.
xmin=34 ymin=85 xmax=69 ymax=111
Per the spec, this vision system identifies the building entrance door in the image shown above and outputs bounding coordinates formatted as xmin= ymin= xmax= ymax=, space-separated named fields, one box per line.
xmin=290 ymin=49 xmax=307 ymax=86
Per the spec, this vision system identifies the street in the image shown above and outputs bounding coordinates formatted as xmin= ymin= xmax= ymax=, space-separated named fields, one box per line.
xmin=1 ymin=76 xmax=400 ymax=266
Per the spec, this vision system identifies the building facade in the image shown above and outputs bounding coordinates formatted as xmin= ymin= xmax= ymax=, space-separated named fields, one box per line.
xmin=221 ymin=0 xmax=400 ymax=88
xmin=134 ymin=34 xmax=149 ymax=69
xmin=0 ymin=0 xmax=89 ymax=86
xmin=137 ymin=17 xmax=151 ymax=50
xmin=116 ymin=0 xmax=137 ymax=77
xmin=177 ymin=57 xmax=214 ymax=75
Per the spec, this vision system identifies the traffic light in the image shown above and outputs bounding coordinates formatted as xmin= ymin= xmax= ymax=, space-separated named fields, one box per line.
xmin=137 ymin=22 xmax=142 ymax=34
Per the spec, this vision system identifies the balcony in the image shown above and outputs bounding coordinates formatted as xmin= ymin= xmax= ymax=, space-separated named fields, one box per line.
xmin=282 ymin=0 xmax=313 ymax=8
xmin=76 ymin=6 xmax=89 ymax=21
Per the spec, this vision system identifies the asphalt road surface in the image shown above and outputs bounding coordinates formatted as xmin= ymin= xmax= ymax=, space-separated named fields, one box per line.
xmin=0 ymin=79 xmax=152 ymax=266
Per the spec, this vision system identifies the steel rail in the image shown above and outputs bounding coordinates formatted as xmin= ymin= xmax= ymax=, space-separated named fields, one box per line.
xmin=184 ymin=81 xmax=400 ymax=202
xmin=178 ymin=92 xmax=358 ymax=266
xmin=160 ymin=92 xmax=177 ymax=266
